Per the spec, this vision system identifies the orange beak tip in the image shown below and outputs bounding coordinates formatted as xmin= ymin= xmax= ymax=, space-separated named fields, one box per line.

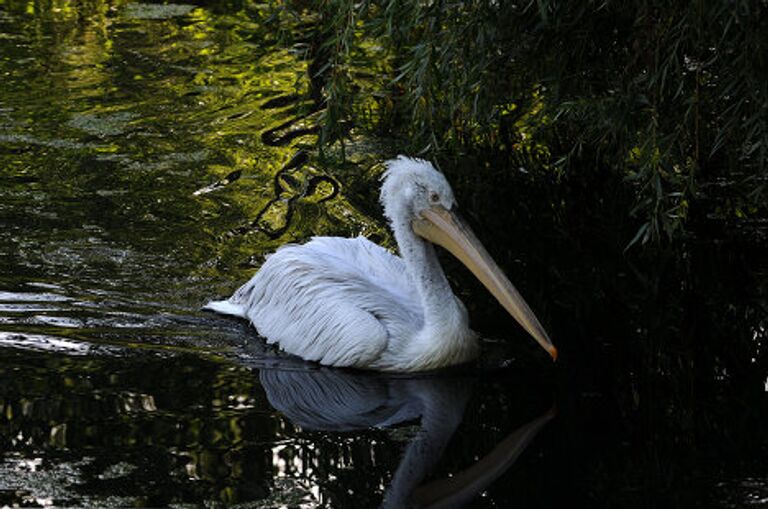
xmin=549 ymin=345 xmax=558 ymax=362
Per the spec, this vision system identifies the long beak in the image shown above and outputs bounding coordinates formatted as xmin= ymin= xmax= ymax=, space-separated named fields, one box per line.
xmin=413 ymin=206 xmax=557 ymax=361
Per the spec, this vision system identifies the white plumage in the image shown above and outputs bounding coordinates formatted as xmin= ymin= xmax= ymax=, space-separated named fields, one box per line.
xmin=206 ymin=156 xmax=556 ymax=372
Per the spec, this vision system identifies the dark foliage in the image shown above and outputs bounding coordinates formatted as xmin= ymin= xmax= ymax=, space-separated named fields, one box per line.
xmin=292 ymin=0 xmax=767 ymax=247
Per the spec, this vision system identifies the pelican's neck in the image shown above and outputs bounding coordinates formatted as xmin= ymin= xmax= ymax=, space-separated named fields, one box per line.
xmin=382 ymin=379 xmax=471 ymax=508
xmin=392 ymin=216 xmax=458 ymax=326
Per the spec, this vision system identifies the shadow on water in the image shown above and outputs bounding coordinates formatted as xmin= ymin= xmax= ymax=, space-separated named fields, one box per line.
xmin=0 ymin=0 xmax=767 ymax=507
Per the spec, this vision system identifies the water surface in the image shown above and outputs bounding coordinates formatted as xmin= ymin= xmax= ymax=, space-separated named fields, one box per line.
xmin=1 ymin=0 xmax=767 ymax=507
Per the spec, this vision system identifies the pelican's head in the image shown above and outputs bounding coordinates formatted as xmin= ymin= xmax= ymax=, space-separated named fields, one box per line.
xmin=380 ymin=156 xmax=457 ymax=222
xmin=381 ymin=156 xmax=558 ymax=362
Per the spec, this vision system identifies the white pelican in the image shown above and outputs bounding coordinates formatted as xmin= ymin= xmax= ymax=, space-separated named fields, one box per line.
xmin=205 ymin=156 xmax=557 ymax=371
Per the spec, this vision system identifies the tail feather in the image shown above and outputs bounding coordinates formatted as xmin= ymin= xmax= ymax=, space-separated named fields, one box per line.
xmin=203 ymin=299 xmax=247 ymax=318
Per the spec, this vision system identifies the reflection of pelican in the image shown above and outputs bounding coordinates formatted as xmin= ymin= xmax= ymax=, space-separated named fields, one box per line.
xmin=409 ymin=407 xmax=555 ymax=509
xmin=259 ymin=368 xmax=554 ymax=508
xmin=206 ymin=157 xmax=556 ymax=371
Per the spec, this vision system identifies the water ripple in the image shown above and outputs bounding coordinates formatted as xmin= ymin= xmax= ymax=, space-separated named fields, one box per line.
xmin=0 ymin=290 xmax=72 ymax=302
xmin=0 ymin=331 xmax=92 ymax=355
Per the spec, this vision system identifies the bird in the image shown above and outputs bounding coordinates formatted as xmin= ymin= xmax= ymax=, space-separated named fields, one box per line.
xmin=205 ymin=156 xmax=557 ymax=372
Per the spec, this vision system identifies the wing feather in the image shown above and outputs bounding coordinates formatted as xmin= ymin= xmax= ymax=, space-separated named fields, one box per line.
xmin=208 ymin=236 xmax=422 ymax=368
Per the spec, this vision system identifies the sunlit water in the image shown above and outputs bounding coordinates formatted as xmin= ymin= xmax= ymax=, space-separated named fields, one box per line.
xmin=1 ymin=0 xmax=767 ymax=507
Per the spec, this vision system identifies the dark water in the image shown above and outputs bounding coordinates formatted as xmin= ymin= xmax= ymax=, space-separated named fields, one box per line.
xmin=1 ymin=0 xmax=767 ymax=507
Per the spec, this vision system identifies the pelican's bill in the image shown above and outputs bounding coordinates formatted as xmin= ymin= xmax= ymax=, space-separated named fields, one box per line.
xmin=412 ymin=206 xmax=558 ymax=361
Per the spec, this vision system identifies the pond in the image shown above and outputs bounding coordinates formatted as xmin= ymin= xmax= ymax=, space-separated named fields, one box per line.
xmin=1 ymin=0 xmax=767 ymax=507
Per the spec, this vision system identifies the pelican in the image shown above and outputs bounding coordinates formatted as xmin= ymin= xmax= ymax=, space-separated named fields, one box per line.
xmin=205 ymin=156 xmax=557 ymax=371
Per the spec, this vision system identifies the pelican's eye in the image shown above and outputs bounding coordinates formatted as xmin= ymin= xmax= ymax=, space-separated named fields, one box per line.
xmin=429 ymin=191 xmax=440 ymax=203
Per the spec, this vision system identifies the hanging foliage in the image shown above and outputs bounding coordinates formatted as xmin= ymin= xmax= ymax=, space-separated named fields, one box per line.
xmin=284 ymin=0 xmax=767 ymax=247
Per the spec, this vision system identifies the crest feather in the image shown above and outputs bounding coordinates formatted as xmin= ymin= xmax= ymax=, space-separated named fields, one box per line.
xmin=380 ymin=156 xmax=440 ymax=216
